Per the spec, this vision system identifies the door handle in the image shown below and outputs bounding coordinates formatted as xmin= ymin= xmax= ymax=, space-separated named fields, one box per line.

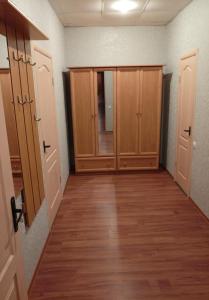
xmin=184 ymin=126 xmax=191 ymax=136
xmin=11 ymin=197 xmax=23 ymax=233
xmin=43 ymin=140 xmax=51 ymax=153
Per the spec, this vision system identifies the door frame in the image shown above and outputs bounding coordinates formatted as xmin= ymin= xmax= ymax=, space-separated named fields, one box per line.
xmin=174 ymin=49 xmax=198 ymax=196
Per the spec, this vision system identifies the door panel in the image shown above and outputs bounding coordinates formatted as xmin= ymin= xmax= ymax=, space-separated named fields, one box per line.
xmin=0 ymin=83 xmax=27 ymax=300
xmin=71 ymin=69 xmax=95 ymax=157
xmin=7 ymin=25 xmax=35 ymax=224
xmin=16 ymin=31 xmax=41 ymax=212
xmin=33 ymin=47 xmax=62 ymax=226
xmin=117 ymin=68 xmax=139 ymax=155
xmin=140 ymin=68 xmax=162 ymax=155
xmin=176 ymin=51 xmax=197 ymax=194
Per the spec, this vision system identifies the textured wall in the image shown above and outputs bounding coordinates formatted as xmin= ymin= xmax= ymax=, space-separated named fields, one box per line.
xmin=8 ymin=0 xmax=69 ymax=287
xmin=64 ymin=26 xmax=166 ymax=67
xmin=166 ymin=0 xmax=209 ymax=217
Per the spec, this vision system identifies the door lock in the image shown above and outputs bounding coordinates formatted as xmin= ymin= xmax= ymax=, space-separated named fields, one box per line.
xmin=11 ymin=197 xmax=24 ymax=233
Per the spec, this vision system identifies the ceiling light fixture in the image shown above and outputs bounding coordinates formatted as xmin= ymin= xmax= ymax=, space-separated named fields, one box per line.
xmin=112 ymin=0 xmax=138 ymax=14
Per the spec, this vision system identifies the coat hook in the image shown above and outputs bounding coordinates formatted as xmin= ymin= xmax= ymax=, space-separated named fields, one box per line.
xmin=34 ymin=115 xmax=41 ymax=122
xmin=21 ymin=57 xmax=28 ymax=64
xmin=27 ymin=58 xmax=36 ymax=66
xmin=25 ymin=95 xmax=33 ymax=104
xmin=12 ymin=52 xmax=22 ymax=62
xmin=17 ymin=96 xmax=26 ymax=105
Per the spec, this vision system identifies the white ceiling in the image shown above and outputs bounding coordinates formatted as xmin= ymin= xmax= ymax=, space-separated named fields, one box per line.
xmin=49 ymin=0 xmax=193 ymax=27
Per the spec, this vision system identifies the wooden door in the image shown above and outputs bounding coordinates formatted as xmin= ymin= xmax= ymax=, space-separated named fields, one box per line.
xmin=117 ymin=68 xmax=139 ymax=155
xmin=139 ymin=68 xmax=162 ymax=155
xmin=70 ymin=69 xmax=95 ymax=157
xmin=0 ymin=83 xmax=28 ymax=300
xmin=33 ymin=47 xmax=62 ymax=227
xmin=24 ymin=39 xmax=45 ymax=203
xmin=176 ymin=51 xmax=197 ymax=195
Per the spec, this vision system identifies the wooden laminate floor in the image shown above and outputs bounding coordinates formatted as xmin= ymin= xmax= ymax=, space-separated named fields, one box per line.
xmin=29 ymin=171 xmax=209 ymax=300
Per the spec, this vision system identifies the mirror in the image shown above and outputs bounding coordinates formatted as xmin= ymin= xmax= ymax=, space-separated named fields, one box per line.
xmin=96 ymin=71 xmax=114 ymax=155
xmin=0 ymin=24 xmax=24 ymax=198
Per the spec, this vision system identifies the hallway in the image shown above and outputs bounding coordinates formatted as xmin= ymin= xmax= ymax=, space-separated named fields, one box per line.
xmin=29 ymin=171 xmax=209 ymax=300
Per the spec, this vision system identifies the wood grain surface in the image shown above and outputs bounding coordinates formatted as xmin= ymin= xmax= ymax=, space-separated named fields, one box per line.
xmin=29 ymin=170 xmax=209 ymax=300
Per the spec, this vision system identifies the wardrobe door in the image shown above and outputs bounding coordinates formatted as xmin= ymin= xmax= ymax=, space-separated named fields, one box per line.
xmin=139 ymin=68 xmax=162 ymax=155
xmin=71 ymin=69 xmax=95 ymax=157
xmin=117 ymin=68 xmax=139 ymax=155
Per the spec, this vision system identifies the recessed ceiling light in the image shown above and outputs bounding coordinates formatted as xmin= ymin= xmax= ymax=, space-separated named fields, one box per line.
xmin=112 ymin=0 xmax=138 ymax=14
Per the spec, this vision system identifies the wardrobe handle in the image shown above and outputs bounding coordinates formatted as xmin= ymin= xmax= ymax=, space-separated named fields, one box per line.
xmin=184 ymin=126 xmax=191 ymax=136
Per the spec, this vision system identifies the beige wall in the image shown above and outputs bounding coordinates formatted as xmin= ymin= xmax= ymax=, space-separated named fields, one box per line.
xmin=64 ymin=26 xmax=166 ymax=67
xmin=166 ymin=0 xmax=209 ymax=217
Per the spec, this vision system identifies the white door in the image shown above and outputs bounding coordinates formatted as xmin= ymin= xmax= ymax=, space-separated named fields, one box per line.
xmin=33 ymin=47 xmax=62 ymax=227
xmin=176 ymin=50 xmax=197 ymax=195
xmin=0 ymin=84 xmax=28 ymax=300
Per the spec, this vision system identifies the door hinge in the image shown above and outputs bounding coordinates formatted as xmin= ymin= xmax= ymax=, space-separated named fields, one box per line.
xmin=52 ymin=77 xmax=54 ymax=86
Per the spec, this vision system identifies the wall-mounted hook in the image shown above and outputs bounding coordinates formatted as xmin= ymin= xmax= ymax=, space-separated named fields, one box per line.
xmin=21 ymin=57 xmax=28 ymax=64
xmin=25 ymin=95 xmax=34 ymax=104
xmin=12 ymin=51 xmax=22 ymax=62
xmin=17 ymin=96 xmax=26 ymax=105
xmin=27 ymin=58 xmax=37 ymax=66
xmin=28 ymin=98 xmax=34 ymax=104
xmin=34 ymin=115 xmax=41 ymax=122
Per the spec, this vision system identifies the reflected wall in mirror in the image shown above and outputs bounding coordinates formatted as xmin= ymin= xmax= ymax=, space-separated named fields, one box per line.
xmin=0 ymin=23 xmax=24 ymax=198
xmin=96 ymin=70 xmax=115 ymax=155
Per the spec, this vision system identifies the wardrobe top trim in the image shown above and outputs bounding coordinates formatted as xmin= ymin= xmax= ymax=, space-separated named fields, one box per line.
xmin=69 ymin=65 xmax=164 ymax=70
xmin=0 ymin=1 xmax=48 ymax=40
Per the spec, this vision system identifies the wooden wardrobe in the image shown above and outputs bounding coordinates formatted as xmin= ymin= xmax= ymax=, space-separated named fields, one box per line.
xmin=70 ymin=66 xmax=162 ymax=173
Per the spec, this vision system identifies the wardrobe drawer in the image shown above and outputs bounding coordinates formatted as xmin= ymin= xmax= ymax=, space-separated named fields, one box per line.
xmin=118 ymin=156 xmax=159 ymax=170
xmin=76 ymin=157 xmax=116 ymax=172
